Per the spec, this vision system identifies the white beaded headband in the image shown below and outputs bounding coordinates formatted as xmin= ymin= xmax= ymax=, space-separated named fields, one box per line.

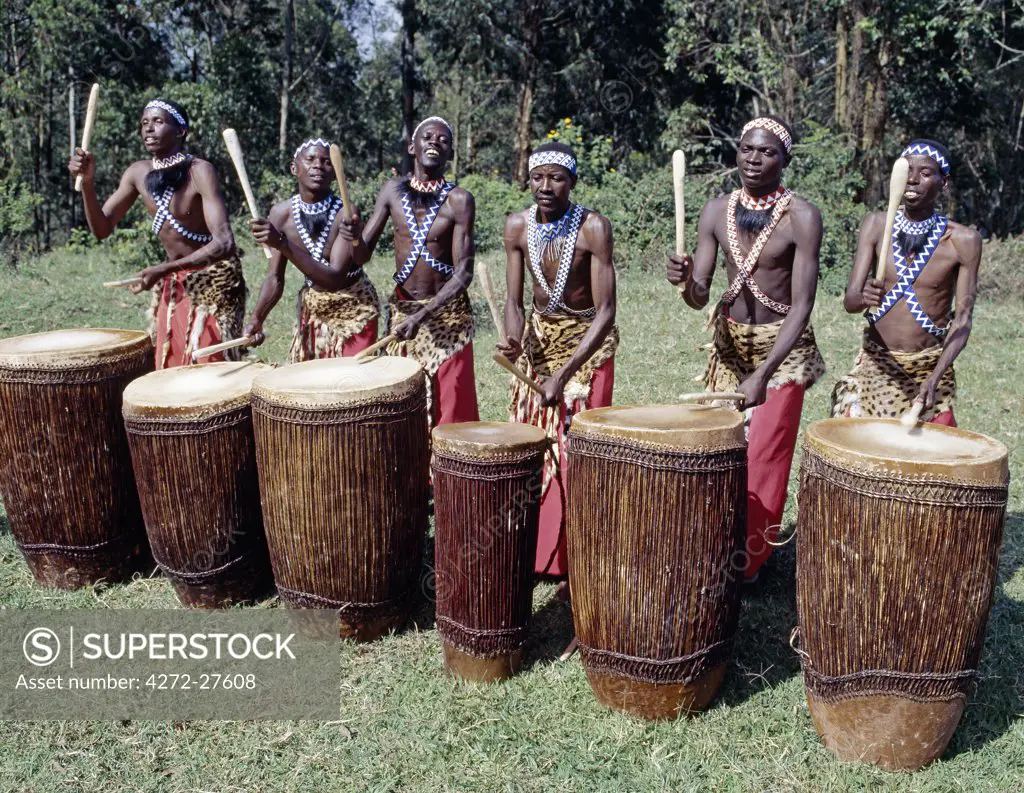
xmin=901 ymin=143 xmax=951 ymax=175
xmin=529 ymin=150 xmax=578 ymax=175
xmin=413 ymin=116 xmax=453 ymax=142
xmin=145 ymin=100 xmax=187 ymax=130
xmin=293 ymin=138 xmax=332 ymax=162
xmin=741 ymin=117 xmax=792 ymax=154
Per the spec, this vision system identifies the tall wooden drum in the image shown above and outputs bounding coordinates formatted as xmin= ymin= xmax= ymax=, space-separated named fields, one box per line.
xmin=0 ymin=329 xmax=153 ymax=588
xmin=431 ymin=421 xmax=547 ymax=682
xmin=796 ymin=418 xmax=1009 ymax=771
xmin=252 ymin=357 xmax=430 ymax=641
xmin=565 ymin=404 xmax=747 ymax=719
xmin=123 ymin=362 xmax=274 ymax=608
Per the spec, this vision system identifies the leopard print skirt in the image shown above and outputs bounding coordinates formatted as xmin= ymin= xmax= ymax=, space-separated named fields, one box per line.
xmin=831 ymin=331 xmax=955 ymax=421
xmin=288 ymin=273 xmax=381 ymax=363
xmin=148 ymin=259 xmax=247 ymax=368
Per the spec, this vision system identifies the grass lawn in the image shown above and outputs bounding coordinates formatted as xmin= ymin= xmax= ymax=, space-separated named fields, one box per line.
xmin=0 ymin=242 xmax=1021 ymax=792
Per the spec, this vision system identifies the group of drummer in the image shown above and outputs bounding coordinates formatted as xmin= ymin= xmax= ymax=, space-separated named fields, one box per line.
xmin=68 ymin=101 xmax=982 ymax=585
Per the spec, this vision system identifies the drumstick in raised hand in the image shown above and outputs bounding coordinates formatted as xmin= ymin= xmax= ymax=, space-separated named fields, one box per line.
xmin=191 ymin=336 xmax=256 ymax=363
xmin=876 ymin=157 xmax=910 ymax=281
xmin=222 ymin=128 xmax=272 ymax=260
xmin=75 ymin=83 xmax=100 ymax=192
xmin=329 ymin=144 xmax=353 ymax=223
xmin=355 ymin=333 xmax=398 ymax=362
xmin=672 ymin=149 xmax=686 ymax=296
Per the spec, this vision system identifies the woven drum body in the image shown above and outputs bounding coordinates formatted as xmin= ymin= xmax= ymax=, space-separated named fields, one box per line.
xmin=565 ymin=405 xmax=747 ymax=720
xmin=0 ymin=329 xmax=153 ymax=588
xmin=431 ymin=422 xmax=547 ymax=682
xmin=252 ymin=357 xmax=430 ymax=641
xmin=123 ymin=362 xmax=274 ymax=608
xmin=796 ymin=418 xmax=1008 ymax=771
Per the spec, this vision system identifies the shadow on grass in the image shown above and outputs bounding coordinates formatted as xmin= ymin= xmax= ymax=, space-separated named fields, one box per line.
xmin=522 ymin=580 xmax=575 ymax=670
xmin=719 ymin=541 xmax=803 ymax=706
xmin=946 ymin=510 xmax=1024 ymax=758
xmin=0 ymin=514 xmax=9 ymax=537
xmin=409 ymin=536 xmax=438 ymax=633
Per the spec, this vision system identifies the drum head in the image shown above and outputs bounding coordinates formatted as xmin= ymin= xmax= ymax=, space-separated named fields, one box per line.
xmin=252 ymin=356 xmax=424 ymax=409
xmin=805 ymin=418 xmax=1008 ymax=482
xmin=0 ymin=329 xmax=151 ymax=369
xmin=570 ymin=404 xmax=745 ymax=450
xmin=123 ymin=361 xmax=271 ymax=419
xmin=432 ymin=421 xmax=548 ymax=458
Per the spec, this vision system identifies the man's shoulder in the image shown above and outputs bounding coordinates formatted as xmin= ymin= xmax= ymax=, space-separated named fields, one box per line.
xmin=945 ymin=219 xmax=982 ymax=263
xmin=187 ymin=157 xmax=218 ymax=177
xmin=446 ymin=185 xmax=475 ymax=213
xmin=581 ymin=207 xmax=611 ymax=236
xmin=268 ymin=199 xmax=292 ymax=222
xmin=787 ymin=194 xmax=821 ymax=223
xmin=505 ymin=208 xmax=530 ymax=234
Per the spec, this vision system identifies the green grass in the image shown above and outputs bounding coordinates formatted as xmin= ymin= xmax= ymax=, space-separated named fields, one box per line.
xmin=0 ymin=243 xmax=1022 ymax=792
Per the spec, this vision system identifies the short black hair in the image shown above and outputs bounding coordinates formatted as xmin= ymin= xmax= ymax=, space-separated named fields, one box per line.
xmin=906 ymin=138 xmax=952 ymax=175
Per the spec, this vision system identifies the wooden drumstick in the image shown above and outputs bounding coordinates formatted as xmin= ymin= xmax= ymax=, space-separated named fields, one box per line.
xmin=222 ymin=128 xmax=272 ymax=260
xmin=103 ymin=276 xmax=143 ymax=288
xmin=900 ymin=400 xmax=925 ymax=428
xmin=329 ymin=144 xmax=353 ymax=224
xmin=477 ymin=261 xmax=506 ymax=344
xmin=191 ymin=336 xmax=255 ymax=363
xmin=677 ymin=391 xmax=746 ymax=404
xmin=492 ymin=352 xmax=545 ymax=397
xmin=355 ymin=333 xmax=398 ymax=362
xmin=672 ymin=149 xmax=686 ymax=296
xmin=876 ymin=157 xmax=910 ymax=281
xmin=75 ymin=83 xmax=100 ymax=192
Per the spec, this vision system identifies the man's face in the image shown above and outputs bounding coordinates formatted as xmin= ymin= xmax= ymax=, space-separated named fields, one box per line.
xmin=903 ymin=154 xmax=946 ymax=213
xmin=530 ymin=164 xmax=576 ymax=213
xmin=291 ymin=145 xmax=335 ymax=193
xmin=736 ymin=128 xmax=786 ymax=192
xmin=140 ymin=108 xmax=184 ymax=154
xmin=410 ymin=122 xmax=452 ymax=172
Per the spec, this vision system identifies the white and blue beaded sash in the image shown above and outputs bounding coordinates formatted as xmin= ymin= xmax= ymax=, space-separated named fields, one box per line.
xmin=867 ymin=212 xmax=950 ymax=339
xmin=394 ymin=181 xmax=455 ymax=286
xmin=526 ymin=203 xmax=593 ymax=318
xmin=151 ymin=186 xmax=213 ymax=244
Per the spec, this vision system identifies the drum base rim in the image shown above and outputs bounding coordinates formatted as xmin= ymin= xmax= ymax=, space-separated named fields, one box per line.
xmin=442 ymin=642 xmax=524 ymax=682
xmin=21 ymin=543 xmax=153 ymax=590
xmin=584 ymin=663 xmax=727 ymax=720
xmin=806 ymin=689 xmax=966 ymax=771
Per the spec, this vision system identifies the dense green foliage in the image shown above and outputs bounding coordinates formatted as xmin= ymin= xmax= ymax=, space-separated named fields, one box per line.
xmin=3 ymin=0 xmax=1024 ymax=276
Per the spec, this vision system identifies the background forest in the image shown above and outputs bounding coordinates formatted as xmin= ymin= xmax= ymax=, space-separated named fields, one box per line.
xmin=3 ymin=0 xmax=1024 ymax=292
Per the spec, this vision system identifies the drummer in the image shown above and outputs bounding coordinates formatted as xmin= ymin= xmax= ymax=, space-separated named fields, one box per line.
xmin=832 ymin=140 xmax=981 ymax=426
xmin=498 ymin=141 xmax=618 ymax=579
xmin=665 ymin=116 xmax=825 ymax=583
xmin=335 ymin=116 xmax=479 ymax=428
xmin=242 ymin=138 xmax=380 ymax=360
xmin=68 ymin=98 xmax=245 ymax=369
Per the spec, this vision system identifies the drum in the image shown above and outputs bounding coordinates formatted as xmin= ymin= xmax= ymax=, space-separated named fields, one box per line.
xmin=252 ymin=357 xmax=430 ymax=640
xmin=796 ymin=418 xmax=1008 ymax=771
xmin=123 ymin=362 xmax=274 ymax=608
xmin=565 ymin=404 xmax=747 ymax=719
xmin=431 ymin=421 xmax=547 ymax=682
xmin=0 ymin=328 xmax=153 ymax=588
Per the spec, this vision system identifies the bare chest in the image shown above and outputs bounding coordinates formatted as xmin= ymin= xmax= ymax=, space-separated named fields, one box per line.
xmin=716 ymin=216 xmax=796 ymax=273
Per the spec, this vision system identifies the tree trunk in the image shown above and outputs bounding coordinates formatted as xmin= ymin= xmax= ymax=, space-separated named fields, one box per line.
xmin=834 ymin=9 xmax=849 ymax=132
xmin=513 ymin=3 xmax=540 ymax=187
xmin=400 ymin=0 xmax=416 ymax=175
xmin=278 ymin=0 xmax=294 ymax=155
xmin=859 ymin=36 xmax=890 ymax=206
xmin=68 ymin=74 xmax=76 ymax=225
